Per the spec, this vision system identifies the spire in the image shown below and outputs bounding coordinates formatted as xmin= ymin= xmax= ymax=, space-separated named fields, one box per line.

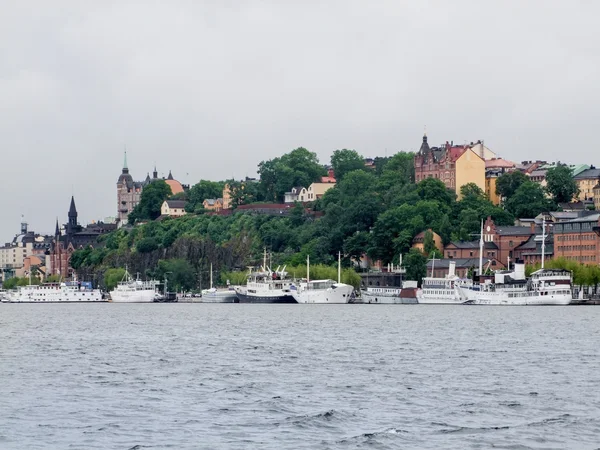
xmin=167 ymin=170 xmax=174 ymax=180
xmin=55 ymin=218 xmax=60 ymax=237
xmin=69 ymin=196 xmax=77 ymax=217
xmin=419 ymin=132 xmax=430 ymax=155
xmin=153 ymin=165 xmax=158 ymax=179
xmin=123 ymin=150 xmax=128 ymax=169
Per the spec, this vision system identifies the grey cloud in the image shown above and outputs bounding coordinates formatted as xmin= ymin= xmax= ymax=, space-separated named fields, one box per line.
xmin=1 ymin=0 xmax=599 ymax=238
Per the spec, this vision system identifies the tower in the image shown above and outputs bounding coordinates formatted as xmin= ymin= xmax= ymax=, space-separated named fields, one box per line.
xmin=117 ymin=150 xmax=136 ymax=225
xmin=68 ymin=196 xmax=77 ymax=231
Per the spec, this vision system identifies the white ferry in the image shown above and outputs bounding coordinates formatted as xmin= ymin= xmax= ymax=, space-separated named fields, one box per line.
xmin=109 ymin=268 xmax=162 ymax=303
xmin=361 ymin=281 xmax=418 ymax=304
xmin=417 ymin=261 xmax=475 ymax=304
xmin=472 ymin=264 xmax=572 ymax=306
xmin=5 ymin=282 xmax=104 ymax=303
xmin=291 ymin=255 xmax=354 ymax=304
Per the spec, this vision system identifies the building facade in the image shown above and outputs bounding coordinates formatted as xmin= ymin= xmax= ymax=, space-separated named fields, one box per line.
xmin=414 ymin=135 xmax=486 ymax=198
xmin=161 ymin=200 xmax=188 ymax=217
xmin=574 ymin=168 xmax=600 ymax=201
xmin=553 ymin=213 xmax=600 ymax=265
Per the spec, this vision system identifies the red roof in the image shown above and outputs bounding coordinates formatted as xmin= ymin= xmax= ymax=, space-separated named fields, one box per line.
xmin=448 ymin=146 xmax=467 ymax=162
xmin=320 ymin=176 xmax=336 ymax=183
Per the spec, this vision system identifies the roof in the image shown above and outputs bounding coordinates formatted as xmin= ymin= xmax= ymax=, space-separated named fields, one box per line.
xmin=564 ymin=213 xmax=600 ymax=223
xmin=165 ymin=200 xmax=187 ymax=209
xmin=574 ymin=168 xmax=600 ymax=180
xmin=203 ymin=198 xmax=220 ymax=205
xmin=529 ymin=169 xmax=547 ymax=178
xmin=426 ymin=258 xmax=494 ymax=269
xmin=320 ymin=176 xmax=336 ymax=183
xmin=446 ymin=240 xmax=498 ymax=250
xmin=494 ymin=226 xmax=532 ymax=236
xmin=165 ymin=179 xmax=184 ymax=195
xmin=412 ymin=230 xmax=440 ymax=242
xmin=485 ymin=158 xmax=515 ymax=169
xmin=558 ymin=202 xmax=587 ymax=211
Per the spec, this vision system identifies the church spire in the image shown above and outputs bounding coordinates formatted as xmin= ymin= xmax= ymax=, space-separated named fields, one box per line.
xmin=167 ymin=170 xmax=174 ymax=180
xmin=55 ymin=218 xmax=60 ymax=237
xmin=123 ymin=150 xmax=128 ymax=169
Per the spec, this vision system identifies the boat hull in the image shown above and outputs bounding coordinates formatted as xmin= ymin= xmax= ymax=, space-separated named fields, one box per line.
xmin=110 ymin=290 xmax=158 ymax=303
xmin=236 ymin=292 xmax=297 ymax=303
xmin=293 ymin=284 xmax=354 ymax=304
xmin=471 ymin=293 xmax=572 ymax=306
xmin=201 ymin=291 xmax=239 ymax=303
xmin=360 ymin=288 xmax=418 ymax=304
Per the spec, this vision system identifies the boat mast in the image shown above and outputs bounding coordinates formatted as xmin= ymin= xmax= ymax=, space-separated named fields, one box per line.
xmin=541 ymin=217 xmax=546 ymax=269
xmin=263 ymin=247 xmax=267 ymax=272
xmin=338 ymin=251 xmax=341 ymax=284
xmin=479 ymin=219 xmax=484 ymax=276
xmin=307 ymin=255 xmax=310 ymax=283
xmin=210 ymin=263 xmax=213 ymax=289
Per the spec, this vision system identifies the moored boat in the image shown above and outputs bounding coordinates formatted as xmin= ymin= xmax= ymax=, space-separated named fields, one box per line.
xmin=6 ymin=281 xmax=105 ymax=303
xmin=201 ymin=263 xmax=239 ymax=303
xmin=109 ymin=268 xmax=162 ymax=303
xmin=291 ymin=254 xmax=354 ymax=304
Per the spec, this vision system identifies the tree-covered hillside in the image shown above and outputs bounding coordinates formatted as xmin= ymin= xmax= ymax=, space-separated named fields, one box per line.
xmin=72 ymin=147 xmax=523 ymax=289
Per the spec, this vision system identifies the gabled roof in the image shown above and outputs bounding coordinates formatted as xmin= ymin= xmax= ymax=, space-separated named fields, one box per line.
xmin=165 ymin=200 xmax=187 ymax=209
xmin=485 ymin=158 xmax=516 ymax=169
xmin=426 ymin=258 xmax=495 ymax=269
xmin=446 ymin=240 xmax=498 ymax=250
xmin=574 ymin=168 xmax=600 ymax=180
xmin=494 ymin=226 xmax=532 ymax=236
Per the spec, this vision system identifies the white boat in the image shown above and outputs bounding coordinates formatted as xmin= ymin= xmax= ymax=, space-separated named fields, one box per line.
xmin=291 ymin=254 xmax=354 ymax=304
xmin=361 ymin=281 xmax=418 ymax=304
xmin=234 ymin=250 xmax=296 ymax=303
xmin=109 ymin=268 xmax=162 ymax=303
xmin=471 ymin=264 xmax=572 ymax=306
xmin=6 ymin=281 xmax=105 ymax=303
xmin=417 ymin=260 xmax=475 ymax=305
xmin=201 ymin=263 xmax=238 ymax=303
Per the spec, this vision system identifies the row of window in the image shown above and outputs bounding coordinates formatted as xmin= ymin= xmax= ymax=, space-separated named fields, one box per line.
xmin=562 ymin=255 xmax=597 ymax=262
xmin=556 ymin=234 xmax=596 ymax=241
xmin=555 ymin=222 xmax=595 ymax=232
xmin=557 ymin=245 xmax=597 ymax=251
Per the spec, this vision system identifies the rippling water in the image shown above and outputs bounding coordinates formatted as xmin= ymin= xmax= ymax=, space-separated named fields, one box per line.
xmin=1 ymin=304 xmax=599 ymax=449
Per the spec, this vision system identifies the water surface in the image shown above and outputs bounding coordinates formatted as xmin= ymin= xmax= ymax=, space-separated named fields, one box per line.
xmin=1 ymin=304 xmax=599 ymax=449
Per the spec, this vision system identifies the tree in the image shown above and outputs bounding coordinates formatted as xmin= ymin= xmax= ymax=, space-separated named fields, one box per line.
xmin=186 ymin=180 xmax=224 ymax=212
xmin=416 ymin=177 xmax=455 ymax=209
xmin=331 ymin=149 xmax=365 ymax=181
xmin=495 ymin=171 xmax=528 ymax=200
xmin=257 ymin=147 xmax=326 ymax=201
xmin=546 ymin=164 xmax=580 ymax=203
xmin=404 ymin=248 xmax=427 ymax=284
xmin=505 ymin=181 xmax=555 ymax=218
xmin=156 ymin=258 xmax=197 ymax=292
xmin=104 ymin=268 xmax=126 ymax=291
xmin=423 ymin=230 xmax=442 ymax=257
xmin=128 ymin=180 xmax=172 ymax=224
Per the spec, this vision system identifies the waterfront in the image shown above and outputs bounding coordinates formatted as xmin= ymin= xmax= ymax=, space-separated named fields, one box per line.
xmin=1 ymin=304 xmax=599 ymax=449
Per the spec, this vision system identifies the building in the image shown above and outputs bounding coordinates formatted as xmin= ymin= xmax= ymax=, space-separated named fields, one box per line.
xmin=0 ymin=219 xmax=53 ymax=283
xmin=574 ymin=168 xmax=600 ymax=201
xmin=160 ymin=200 xmax=188 ymax=217
xmin=515 ymin=160 xmax=546 ymax=175
xmin=116 ymin=152 xmax=187 ymax=225
xmin=426 ymin=258 xmax=498 ymax=279
xmin=442 ymin=217 xmax=534 ymax=269
xmin=414 ymin=134 xmax=486 ymax=198
xmin=302 ymin=181 xmax=336 ymax=202
xmin=49 ymin=197 xmax=115 ymax=279
xmin=284 ymin=186 xmax=304 ymax=203
xmin=411 ymin=229 xmax=442 ymax=254
xmin=594 ymin=181 xmax=600 ymax=211
xmin=553 ymin=213 xmax=600 ymax=265
xmin=203 ymin=198 xmax=223 ymax=211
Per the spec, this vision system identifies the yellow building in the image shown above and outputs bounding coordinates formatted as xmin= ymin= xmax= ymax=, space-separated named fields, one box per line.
xmin=160 ymin=200 xmax=187 ymax=217
xmin=222 ymin=184 xmax=232 ymax=209
xmin=574 ymin=169 xmax=600 ymax=201
xmin=455 ymin=148 xmax=485 ymax=199
xmin=299 ymin=182 xmax=336 ymax=201
xmin=594 ymin=182 xmax=600 ymax=210
xmin=202 ymin=198 xmax=223 ymax=211
xmin=412 ymin=229 xmax=443 ymax=254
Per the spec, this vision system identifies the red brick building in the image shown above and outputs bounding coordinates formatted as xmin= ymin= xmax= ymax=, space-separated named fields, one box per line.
xmin=553 ymin=213 xmax=600 ymax=265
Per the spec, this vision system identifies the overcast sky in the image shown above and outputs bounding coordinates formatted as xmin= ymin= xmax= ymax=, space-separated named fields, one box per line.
xmin=1 ymin=0 xmax=599 ymax=240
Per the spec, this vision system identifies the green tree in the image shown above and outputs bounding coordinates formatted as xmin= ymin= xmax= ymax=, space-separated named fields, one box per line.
xmin=258 ymin=147 xmax=326 ymax=201
xmin=505 ymin=181 xmax=554 ymax=218
xmin=128 ymin=180 xmax=172 ymax=224
xmin=186 ymin=180 xmax=224 ymax=212
xmin=136 ymin=237 xmax=159 ymax=253
xmin=330 ymin=149 xmax=365 ymax=181
xmin=545 ymin=164 xmax=580 ymax=203
xmin=404 ymin=248 xmax=427 ymax=284
xmin=104 ymin=268 xmax=126 ymax=291
xmin=495 ymin=170 xmax=528 ymax=200
xmin=157 ymin=259 xmax=197 ymax=292
xmin=423 ymin=230 xmax=442 ymax=257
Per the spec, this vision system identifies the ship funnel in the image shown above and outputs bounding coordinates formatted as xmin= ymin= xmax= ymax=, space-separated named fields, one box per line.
xmin=448 ymin=260 xmax=456 ymax=277
xmin=514 ymin=261 xmax=526 ymax=280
